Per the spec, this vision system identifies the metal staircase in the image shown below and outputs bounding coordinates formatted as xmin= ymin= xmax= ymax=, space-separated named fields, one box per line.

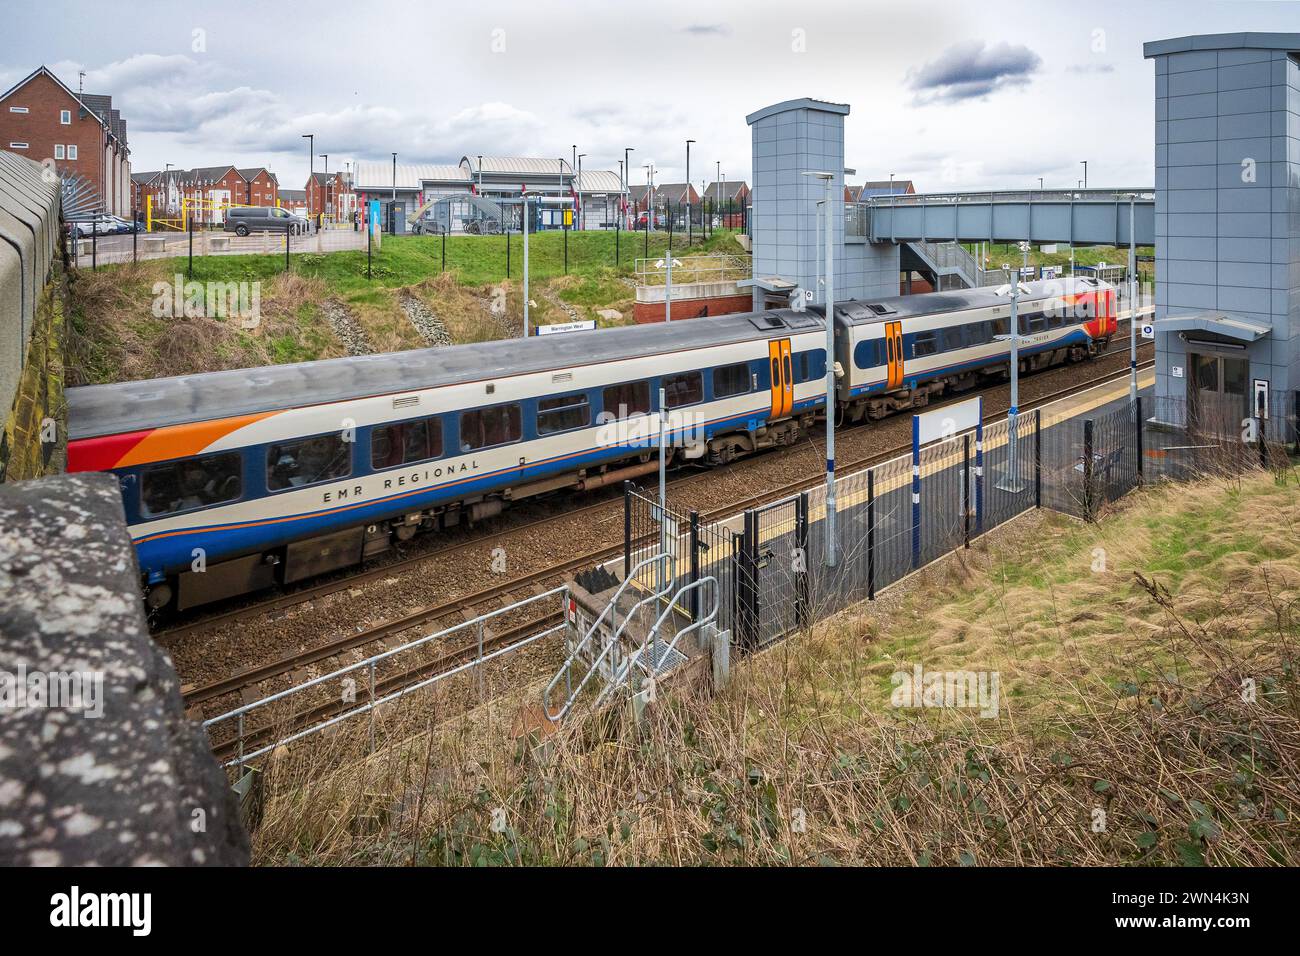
xmin=905 ymin=240 xmax=1000 ymax=290
xmin=542 ymin=554 xmax=719 ymax=721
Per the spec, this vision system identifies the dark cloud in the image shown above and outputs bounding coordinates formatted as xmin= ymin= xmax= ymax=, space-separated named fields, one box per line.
xmin=907 ymin=40 xmax=1041 ymax=104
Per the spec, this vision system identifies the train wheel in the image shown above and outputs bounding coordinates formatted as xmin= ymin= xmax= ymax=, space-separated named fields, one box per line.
xmin=145 ymin=582 xmax=173 ymax=611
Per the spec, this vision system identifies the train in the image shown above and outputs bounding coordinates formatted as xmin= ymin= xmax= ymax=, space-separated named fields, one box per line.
xmin=65 ymin=277 xmax=1116 ymax=613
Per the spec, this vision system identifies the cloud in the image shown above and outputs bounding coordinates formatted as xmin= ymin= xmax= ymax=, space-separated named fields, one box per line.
xmin=681 ymin=24 xmax=729 ymax=35
xmin=906 ymin=40 xmax=1041 ymax=105
xmin=1066 ymin=62 xmax=1116 ymax=74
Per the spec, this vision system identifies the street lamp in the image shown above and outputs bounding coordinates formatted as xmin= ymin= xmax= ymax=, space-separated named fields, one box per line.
xmin=803 ymin=170 xmax=837 ymax=568
xmin=1080 ymin=161 xmax=1088 ymax=189
xmin=521 ymin=189 xmax=538 ymax=338
xmin=577 ymin=153 xmax=586 ymax=230
xmin=624 ymin=147 xmax=634 ymax=227
xmin=302 ymin=133 xmax=313 ymax=217
xmin=685 ymin=139 xmax=695 ymax=244
xmin=321 ymin=154 xmax=329 ymax=223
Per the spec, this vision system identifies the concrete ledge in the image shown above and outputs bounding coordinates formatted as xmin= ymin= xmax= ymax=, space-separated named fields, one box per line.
xmin=0 ymin=473 xmax=248 ymax=866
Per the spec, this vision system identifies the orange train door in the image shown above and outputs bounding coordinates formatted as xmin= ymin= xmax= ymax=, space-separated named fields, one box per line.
xmin=768 ymin=338 xmax=793 ymax=418
xmin=885 ymin=321 xmax=905 ymax=389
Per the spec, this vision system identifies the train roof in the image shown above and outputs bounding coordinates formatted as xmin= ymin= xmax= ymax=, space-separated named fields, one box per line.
xmin=67 ymin=308 xmax=826 ymax=440
xmin=834 ymin=276 xmax=1106 ymax=326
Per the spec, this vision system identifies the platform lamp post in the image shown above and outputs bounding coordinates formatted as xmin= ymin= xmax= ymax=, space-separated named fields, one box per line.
xmin=321 ymin=154 xmax=329 ymax=226
xmin=994 ymin=265 xmax=1031 ymax=493
xmin=1127 ymin=192 xmax=1137 ymax=404
xmin=1080 ymin=160 xmax=1088 ymax=190
xmin=803 ymin=170 xmax=838 ymax=568
xmin=656 ymin=252 xmax=682 ymax=323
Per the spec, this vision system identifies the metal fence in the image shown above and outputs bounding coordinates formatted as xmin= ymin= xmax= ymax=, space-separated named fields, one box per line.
xmin=620 ymin=385 xmax=1300 ymax=663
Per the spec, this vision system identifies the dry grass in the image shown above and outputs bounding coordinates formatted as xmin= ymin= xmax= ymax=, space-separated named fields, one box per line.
xmin=246 ymin=470 xmax=1300 ymax=866
xmin=66 ymin=263 xmax=348 ymax=383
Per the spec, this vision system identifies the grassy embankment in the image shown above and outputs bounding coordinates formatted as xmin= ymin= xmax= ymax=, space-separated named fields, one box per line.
xmin=251 ymin=468 xmax=1300 ymax=866
xmin=65 ymin=229 xmax=742 ymax=385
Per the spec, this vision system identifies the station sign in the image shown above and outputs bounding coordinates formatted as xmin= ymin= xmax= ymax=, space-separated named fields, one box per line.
xmin=1141 ymin=322 xmax=1155 ymax=339
xmin=536 ymin=320 xmax=596 ymax=336
xmin=1019 ymin=267 xmax=1035 ymax=282
xmin=914 ymin=395 xmax=982 ymax=446
xmin=1041 ymin=265 xmax=1058 ymax=280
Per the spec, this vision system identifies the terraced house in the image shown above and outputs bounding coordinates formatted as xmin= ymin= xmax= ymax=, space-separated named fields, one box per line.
xmin=0 ymin=65 xmax=131 ymax=217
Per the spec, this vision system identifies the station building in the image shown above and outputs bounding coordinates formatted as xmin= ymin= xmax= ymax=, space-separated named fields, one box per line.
xmin=1145 ymin=33 xmax=1300 ymax=426
xmin=352 ymin=155 xmax=628 ymax=233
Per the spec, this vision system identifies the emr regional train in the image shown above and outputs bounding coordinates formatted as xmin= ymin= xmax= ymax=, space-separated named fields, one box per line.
xmin=66 ymin=278 xmax=1116 ymax=612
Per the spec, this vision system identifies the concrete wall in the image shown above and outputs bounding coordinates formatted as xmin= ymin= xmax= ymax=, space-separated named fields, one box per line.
xmin=0 ymin=150 xmax=61 ymax=481
xmin=746 ymin=98 xmax=899 ymax=311
xmin=1146 ymin=35 xmax=1300 ymax=405
xmin=0 ymin=473 xmax=249 ymax=866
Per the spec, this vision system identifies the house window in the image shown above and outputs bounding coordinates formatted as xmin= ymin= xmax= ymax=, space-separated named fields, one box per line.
xmin=54 ymin=145 xmax=64 ymax=159
xmin=8 ymin=106 xmax=27 ymax=113
xmin=9 ymin=142 xmax=28 ymax=149
xmin=60 ymin=109 xmax=71 ymax=124
xmin=67 ymin=145 xmax=77 ymax=160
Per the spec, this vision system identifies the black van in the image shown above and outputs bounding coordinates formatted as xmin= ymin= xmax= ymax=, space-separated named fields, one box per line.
xmin=224 ymin=206 xmax=309 ymax=236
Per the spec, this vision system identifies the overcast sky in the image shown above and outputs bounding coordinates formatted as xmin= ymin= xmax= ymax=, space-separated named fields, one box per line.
xmin=4 ymin=0 xmax=1297 ymax=191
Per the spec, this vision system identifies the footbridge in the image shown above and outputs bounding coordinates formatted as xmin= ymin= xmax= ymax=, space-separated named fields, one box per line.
xmin=852 ymin=188 xmax=1156 ymax=247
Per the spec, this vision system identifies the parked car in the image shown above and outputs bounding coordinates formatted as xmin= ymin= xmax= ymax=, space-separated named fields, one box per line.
xmin=68 ymin=215 xmax=123 ymax=238
xmin=223 ymin=206 xmax=308 ymax=236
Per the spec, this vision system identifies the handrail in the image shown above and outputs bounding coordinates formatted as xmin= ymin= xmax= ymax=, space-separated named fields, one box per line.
xmin=862 ymin=187 xmax=1154 ymax=207
xmin=596 ymin=576 xmax=719 ymax=709
xmin=542 ymin=552 xmax=677 ymax=722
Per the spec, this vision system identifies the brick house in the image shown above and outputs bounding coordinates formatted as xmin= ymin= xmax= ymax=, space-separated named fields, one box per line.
xmin=306 ymin=170 xmax=355 ymax=221
xmin=237 ymin=167 xmax=278 ymax=207
xmin=0 ymin=65 xmax=131 ymax=217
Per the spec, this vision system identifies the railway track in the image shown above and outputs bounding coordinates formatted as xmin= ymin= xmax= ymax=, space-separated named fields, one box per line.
xmin=162 ymin=326 xmax=1154 ymax=645
xmin=185 ymin=356 xmax=1156 ymax=721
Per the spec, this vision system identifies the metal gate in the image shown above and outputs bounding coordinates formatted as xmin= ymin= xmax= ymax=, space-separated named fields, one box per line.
xmin=737 ymin=494 xmax=808 ymax=649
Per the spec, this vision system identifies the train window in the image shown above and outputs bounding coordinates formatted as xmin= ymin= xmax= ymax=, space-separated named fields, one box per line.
xmin=713 ymin=362 xmax=751 ymax=398
xmin=912 ymin=331 xmax=939 ymax=357
xmin=371 ymin=417 xmax=442 ymax=470
xmin=460 ymin=404 xmax=523 ymax=451
xmin=965 ymin=322 xmax=993 ymax=347
xmin=602 ymin=381 xmax=651 ymax=419
xmin=537 ymin=393 xmax=590 ymax=435
xmin=797 ymin=352 xmax=810 ymax=381
xmin=853 ymin=340 xmax=883 ymax=369
xmin=267 ymin=433 xmax=351 ymax=492
xmin=140 ymin=452 xmax=242 ymax=517
xmin=991 ymin=316 xmax=1009 ymax=337
xmin=663 ymin=371 xmax=703 ymax=408
xmin=1025 ymin=312 xmax=1048 ymax=334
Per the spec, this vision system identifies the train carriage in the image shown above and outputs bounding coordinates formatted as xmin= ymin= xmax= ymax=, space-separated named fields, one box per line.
xmin=66 ymin=311 xmax=829 ymax=611
xmin=65 ymin=278 xmax=1115 ymax=613
xmin=835 ymin=277 xmax=1116 ymax=422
